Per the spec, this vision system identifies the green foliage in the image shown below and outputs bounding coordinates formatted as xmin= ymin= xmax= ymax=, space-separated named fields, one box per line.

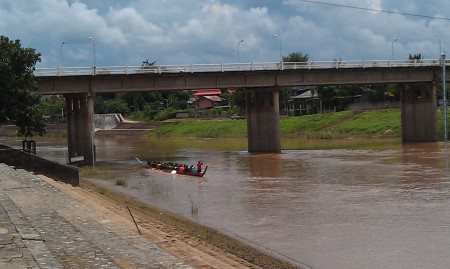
xmin=230 ymin=88 xmax=247 ymax=113
xmin=280 ymin=111 xmax=352 ymax=134
xmin=332 ymin=110 xmax=401 ymax=136
xmin=41 ymin=96 xmax=65 ymax=120
xmin=128 ymin=111 xmax=151 ymax=122
xmin=153 ymin=119 xmax=247 ymax=138
xmin=103 ymin=98 xmax=130 ymax=114
xmin=0 ymin=35 xmax=44 ymax=137
xmin=16 ymin=92 xmax=47 ymax=137
xmin=409 ymin=53 xmax=423 ymax=62
xmin=283 ymin=52 xmax=309 ymax=62
xmin=150 ymin=109 xmax=402 ymax=139
xmin=153 ymin=108 xmax=178 ymax=121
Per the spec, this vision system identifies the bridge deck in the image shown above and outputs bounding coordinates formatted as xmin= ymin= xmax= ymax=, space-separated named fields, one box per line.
xmin=34 ymin=59 xmax=443 ymax=77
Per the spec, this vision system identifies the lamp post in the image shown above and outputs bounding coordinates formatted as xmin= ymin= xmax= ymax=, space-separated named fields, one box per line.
xmin=88 ymin=36 xmax=96 ymax=68
xmin=60 ymin=41 xmax=66 ymax=76
xmin=273 ymin=34 xmax=282 ymax=62
xmin=442 ymin=52 xmax=448 ymax=142
xmin=391 ymin=38 xmax=398 ymax=61
xmin=237 ymin=39 xmax=244 ymax=62
xmin=434 ymin=34 xmax=442 ymax=55
xmin=88 ymin=36 xmax=97 ymax=166
xmin=60 ymin=41 xmax=65 ymax=68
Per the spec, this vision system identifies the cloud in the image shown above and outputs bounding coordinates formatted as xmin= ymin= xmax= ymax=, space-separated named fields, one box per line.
xmin=282 ymin=0 xmax=447 ymax=60
xmin=1 ymin=0 xmax=448 ymax=67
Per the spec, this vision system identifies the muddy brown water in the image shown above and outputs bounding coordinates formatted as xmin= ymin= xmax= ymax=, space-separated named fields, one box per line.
xmin=2 ymin=135 xmax=450 ymax=269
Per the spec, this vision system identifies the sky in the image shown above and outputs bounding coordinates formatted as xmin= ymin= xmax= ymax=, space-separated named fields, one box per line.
xmin=1 ymin=0 xmax=450 ymax=68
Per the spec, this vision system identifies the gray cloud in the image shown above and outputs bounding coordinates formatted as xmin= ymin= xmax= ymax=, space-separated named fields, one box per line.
xmin=1 ymin=0 xmax=448 ymax=68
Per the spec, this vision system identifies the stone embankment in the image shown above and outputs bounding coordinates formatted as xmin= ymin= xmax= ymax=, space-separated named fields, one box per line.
xmin=96 ymin=122 xmax=166 ymax=137
xmin=0 ymin=163 xmax=284 ymax=269
xmin=0 ymin=163 xmax=194 ymax=268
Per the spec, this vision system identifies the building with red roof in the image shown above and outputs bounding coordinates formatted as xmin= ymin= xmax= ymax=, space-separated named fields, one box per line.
xmin=191 ymin=89 xmax=223 ymax=109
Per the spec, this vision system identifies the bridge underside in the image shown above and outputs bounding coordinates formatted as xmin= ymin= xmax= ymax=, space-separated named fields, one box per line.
xmin=58 ymin=83 xmax=438 ymax=162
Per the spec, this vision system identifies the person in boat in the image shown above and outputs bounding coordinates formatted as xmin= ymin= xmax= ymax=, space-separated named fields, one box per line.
xmin=178 ymin=165 xmax=185 ymax=173
xmin=197 ymin=161 xmax=203 ymax=173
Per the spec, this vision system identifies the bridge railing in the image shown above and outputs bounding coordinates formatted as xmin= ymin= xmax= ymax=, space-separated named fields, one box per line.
xmin=34 ymin=59 xmax=443 ymax=77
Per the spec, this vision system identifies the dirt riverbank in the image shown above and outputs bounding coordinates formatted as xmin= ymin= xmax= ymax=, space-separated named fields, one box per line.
xmin=42 ymin=176 xmax=301 ymax=269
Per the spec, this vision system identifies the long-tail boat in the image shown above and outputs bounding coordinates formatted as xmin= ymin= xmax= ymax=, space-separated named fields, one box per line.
xmin=136 ymin=158 xmax=208 ymax=177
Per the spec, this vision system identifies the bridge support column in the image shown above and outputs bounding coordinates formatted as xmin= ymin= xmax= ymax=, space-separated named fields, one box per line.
xmin=246 ymin=88 xmax=281 ymax=153
xmin=65 ymin=94 xmax=95 ymax=165
xmin=400 ymin=83 xmax=437 ymax=142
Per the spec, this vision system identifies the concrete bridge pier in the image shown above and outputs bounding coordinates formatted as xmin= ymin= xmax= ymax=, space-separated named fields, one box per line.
xmin=65 ymin=94 xmax=95 ymax=165
xmin=246 ymin=88 xmax=281 ymax=153
xmin=400 ymin=83 xmax=438 ymax=142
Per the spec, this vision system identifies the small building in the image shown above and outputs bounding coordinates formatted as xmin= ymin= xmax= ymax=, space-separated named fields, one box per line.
xmin=288 ymin=89 xmax=321 ymax=116
xmin=192 ymin=89 xmax=223 ymax=109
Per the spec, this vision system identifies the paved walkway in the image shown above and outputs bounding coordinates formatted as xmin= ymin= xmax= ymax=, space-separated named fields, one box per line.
xmin=0 ymin=163 xmax=194 ymax=269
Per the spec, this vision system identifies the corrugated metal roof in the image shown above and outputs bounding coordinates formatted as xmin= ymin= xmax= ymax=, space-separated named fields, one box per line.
xmin=203 ymin=96 xmax=222 ymax=102
xmin=193 ymin=89 xmax=222 ymax=96
xmin=291 ymin=90 xmax=319 ymax=99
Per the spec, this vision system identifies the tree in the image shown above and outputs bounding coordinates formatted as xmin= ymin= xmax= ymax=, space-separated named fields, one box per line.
xmin=408 ymin=53 xmax=423 ymax=62
xmin=103 ymin=99 xmax=130 ymax=114
xmin=41 ymin=96 xmax=65 ymax=121
xmin=279 ymin=52 xmax=310 ymax=112
xmin=229 ymin=88 xmax=247 ymax=113
xmin=282 ymin=52 xmax=309 ymax=62
xmin=0 ymin=35 xmax=46 ymax=137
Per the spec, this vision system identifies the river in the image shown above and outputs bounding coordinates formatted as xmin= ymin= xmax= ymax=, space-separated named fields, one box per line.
xmin=2 ymin=135 xmax=450 ymax=269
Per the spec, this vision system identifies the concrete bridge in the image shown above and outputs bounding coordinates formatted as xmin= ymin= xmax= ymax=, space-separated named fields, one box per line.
xmin=35 ymin=59 xmax=447 ymax=165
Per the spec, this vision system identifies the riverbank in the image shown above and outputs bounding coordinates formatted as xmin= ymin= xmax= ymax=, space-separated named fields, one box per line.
xmin=2 ymin=108 xmax=447 ymax=139
xmin=79 ymin=178 xmax=301 ymax=269
xmin=0 ymin=163 xmax=192 ymax=268
xmin=149 ymin=109 xmax=404 ymax=139
xmin=0 ymin=108 xmax=415 ymax=139
xmin=0 ymin=163 xmax=300 ymax=268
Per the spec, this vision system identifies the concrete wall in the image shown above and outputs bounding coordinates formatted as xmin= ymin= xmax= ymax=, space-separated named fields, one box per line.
xmin=246 ymin=88 xmax=281 ymax=153
xmin=65 ymin=94 xmax=95 ymax=165
xmin=347 ymin=101 xmax=400 ymax=111
xmin=94 ymin=113 xmax=124 ymax=130
xmin=400 ymin=83 xmax=438 ymax=142
xmin=0 ymin=144 xmax=79 ymax=186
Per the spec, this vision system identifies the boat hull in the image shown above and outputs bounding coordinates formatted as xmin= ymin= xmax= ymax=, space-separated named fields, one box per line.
xmin=141 ymin=161 xmax=208 ymax=177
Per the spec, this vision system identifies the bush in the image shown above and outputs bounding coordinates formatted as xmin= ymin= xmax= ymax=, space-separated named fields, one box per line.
xmin=104 ymin=99 xmax=130 ymax=114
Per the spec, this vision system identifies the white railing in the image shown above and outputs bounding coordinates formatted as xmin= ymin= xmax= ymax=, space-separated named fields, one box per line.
xmin=34 ymin=59 xmax=444 ymax=77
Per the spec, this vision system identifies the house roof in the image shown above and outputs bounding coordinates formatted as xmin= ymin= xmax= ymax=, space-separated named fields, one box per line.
xmin=193 ymin=89 xmax=222 ymax=96
xmin=291 ymin=90 xmax=319 ymax=99
xmin=202 ymin=96 xmax=222 ymax=102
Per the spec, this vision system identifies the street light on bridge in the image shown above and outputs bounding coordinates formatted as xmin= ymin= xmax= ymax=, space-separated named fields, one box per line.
xmin=273 ymin=34 xmax=282 ymax=62
xmin=60 ymin=41 xmax=65 ymax=69
xmin=88 ymin=36 xmax=96 ymax=67
xmin=237 ymin=39 xmax=244 ymax=63
xmin=391 ymin=38 xmax=399 ymax=61
xmin=434 ymin=34 xmax=442 ymax=56
xmin=442 ymin=52 xmax=448 ymax=143
xmin=88 ymin=36 xmax=96 ymax=68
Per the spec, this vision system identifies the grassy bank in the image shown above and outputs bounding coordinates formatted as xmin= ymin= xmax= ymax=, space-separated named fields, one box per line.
xmin=151 ymin=109 xmax=404 ymax=139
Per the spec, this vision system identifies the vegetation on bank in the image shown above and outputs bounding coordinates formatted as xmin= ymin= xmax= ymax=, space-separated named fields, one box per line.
xmin=151 ymin=109 xmax=404 ymax=139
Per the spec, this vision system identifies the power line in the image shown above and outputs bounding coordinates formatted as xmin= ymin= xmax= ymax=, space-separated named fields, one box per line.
xmin=298 ymin=0 xmax=450 ymax=21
